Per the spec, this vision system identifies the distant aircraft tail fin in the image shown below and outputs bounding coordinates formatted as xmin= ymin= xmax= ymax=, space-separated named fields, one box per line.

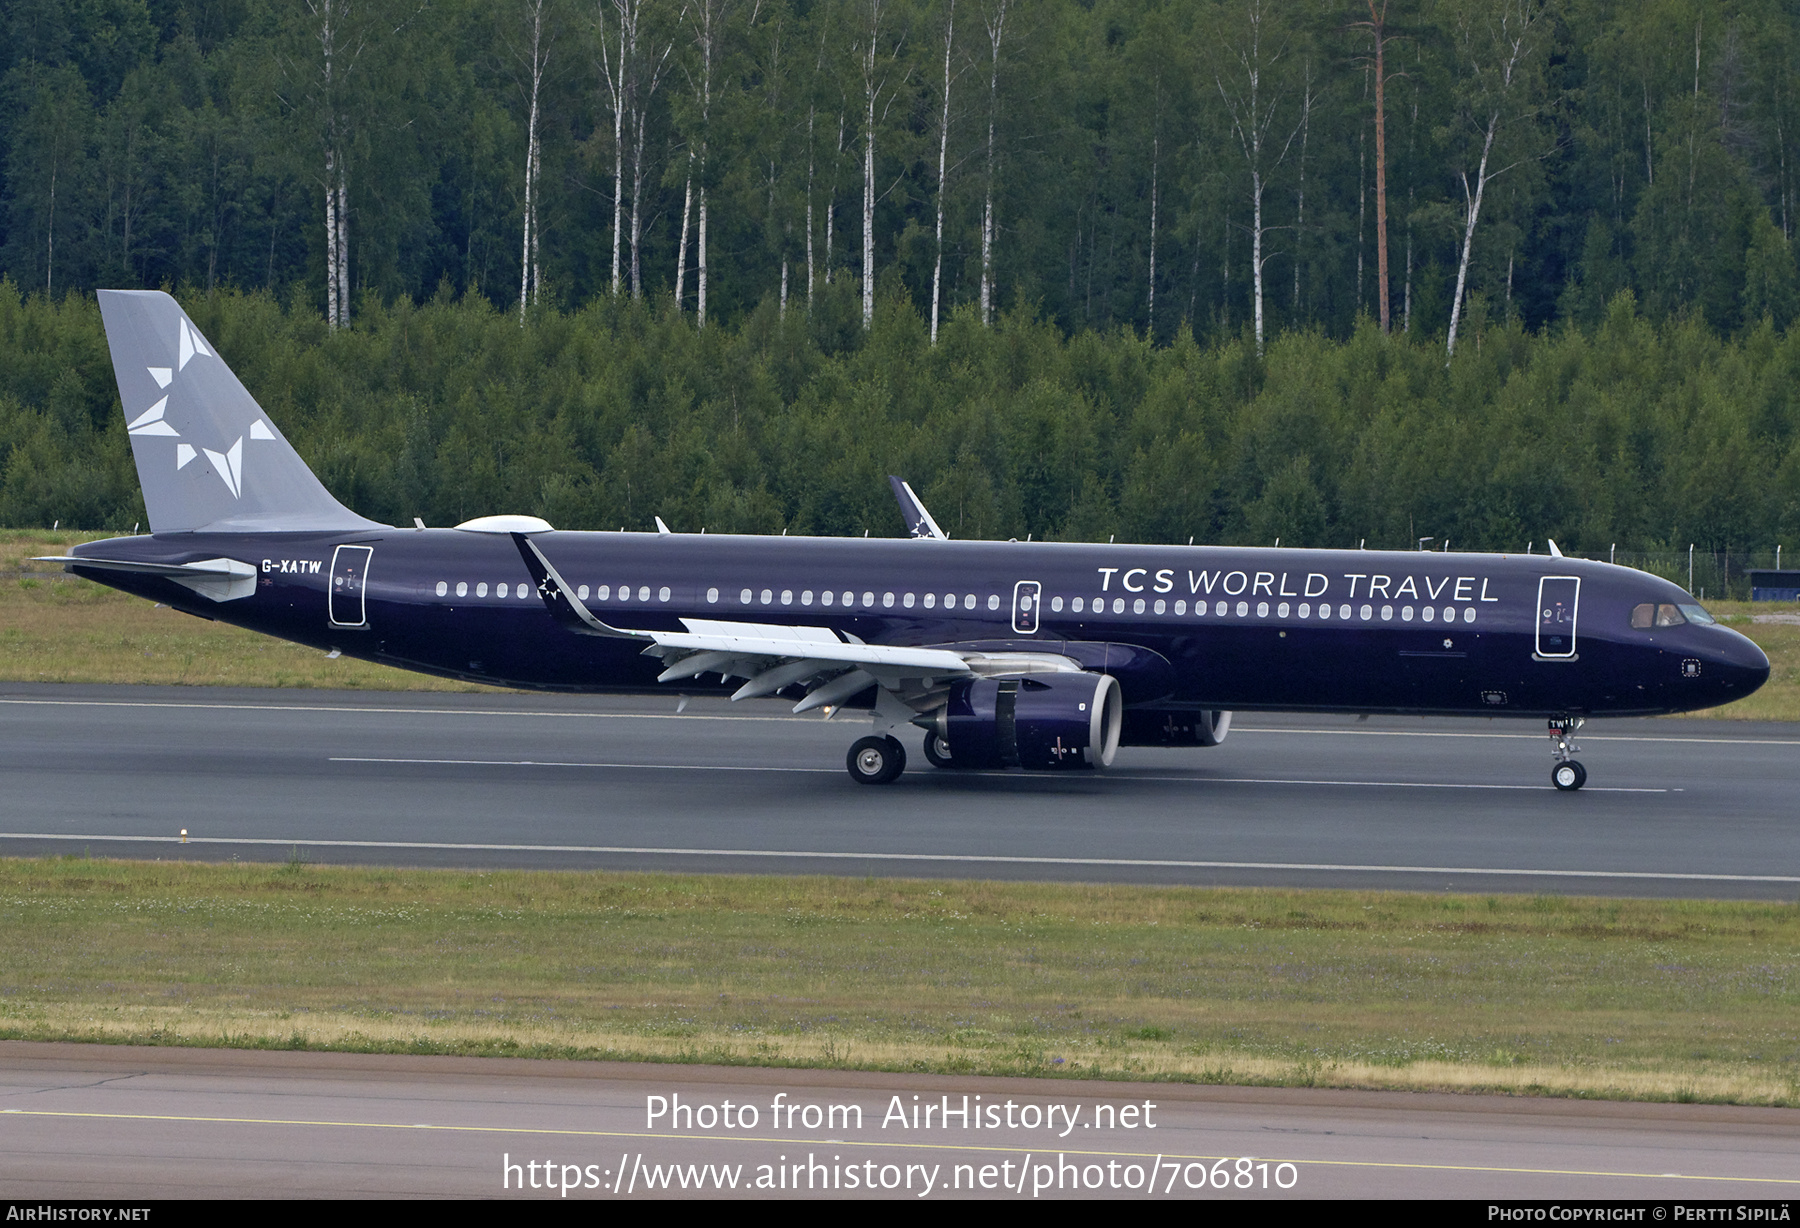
xmin=96 ymin=290 xmax=383 ymax=534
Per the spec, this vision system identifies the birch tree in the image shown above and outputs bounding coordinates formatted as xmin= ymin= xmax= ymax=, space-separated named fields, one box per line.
xmin=1443 ymin=0 xmax=1554 ymax=358
xmin=1209 ymin=0 xmax=1307 ymax=355
xmin=595 ymin=0 xmax=633 ymax=295
xmin=856 ymin=0 xmax=909 ymax=329
xmin=284 ymin=0 xmax=371 ymax=328
xmin=516 ymin=0 xmax=553 ymax=321
xmin=930 ymin=0 xmax=958 ymax=344
xmin=596 ymin=0 xmax=677 ymax=299
xmin=677 ymin=0 xmax=727 ymax=326
xmin=977 ymin=0 xmax=1007 ymax=325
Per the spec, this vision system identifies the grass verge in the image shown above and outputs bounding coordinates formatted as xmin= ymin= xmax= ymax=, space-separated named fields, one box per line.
xmin=4 ymin=857 xmax=1798 ymax=1105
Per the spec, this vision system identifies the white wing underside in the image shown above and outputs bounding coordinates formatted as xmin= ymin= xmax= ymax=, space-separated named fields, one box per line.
xmin=644 ymin=617 xmax=1082 ymax=714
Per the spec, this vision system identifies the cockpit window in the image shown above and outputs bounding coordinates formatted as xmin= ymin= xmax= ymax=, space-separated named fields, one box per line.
xmin=1630 ymin=601 xmax=1714 ymax=629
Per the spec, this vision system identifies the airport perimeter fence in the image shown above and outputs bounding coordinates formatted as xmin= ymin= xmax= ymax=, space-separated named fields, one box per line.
xmin=1550 ymin=549 xmax=1788 ymax=602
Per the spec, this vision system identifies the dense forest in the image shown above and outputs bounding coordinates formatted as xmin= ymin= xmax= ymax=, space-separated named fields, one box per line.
xmin=10 ymin=0 xmax=1800 ymax=339
xmin=2 ymin=0 xmax=1799 ymax=574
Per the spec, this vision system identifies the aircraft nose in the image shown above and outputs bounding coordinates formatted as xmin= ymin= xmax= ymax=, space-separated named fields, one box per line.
xmin=1704 ymin=627 xmax=1771 ymax=701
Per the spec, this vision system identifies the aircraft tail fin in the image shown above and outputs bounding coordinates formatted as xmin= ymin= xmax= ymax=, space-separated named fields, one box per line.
xmin=96 ymin=290 xmax=383 ymax=534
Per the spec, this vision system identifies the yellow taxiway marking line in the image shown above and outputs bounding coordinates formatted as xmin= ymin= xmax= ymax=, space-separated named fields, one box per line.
xmin=4 ymin=1109 xmax=1797 ymax=1184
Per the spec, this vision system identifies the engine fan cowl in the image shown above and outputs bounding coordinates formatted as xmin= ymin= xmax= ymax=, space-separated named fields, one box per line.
xmin=923 ymin=673 xmax=1123 ymax=770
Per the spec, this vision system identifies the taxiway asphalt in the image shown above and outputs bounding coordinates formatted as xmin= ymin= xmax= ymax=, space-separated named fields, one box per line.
xmin=2 ymin=1042 xmax=1797 ymax=1199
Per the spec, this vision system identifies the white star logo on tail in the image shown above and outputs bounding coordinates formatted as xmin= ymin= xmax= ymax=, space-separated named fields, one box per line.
xmin=123 ymin=317 xmax=272 ymax=499
xmin=204 ymin=438 xmax=244 ymax=498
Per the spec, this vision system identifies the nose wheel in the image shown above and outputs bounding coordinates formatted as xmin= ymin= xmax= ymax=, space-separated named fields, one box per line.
xmin=1549 ymin=717 xmax=1586 ymax=791
xmin=847 ymin=735 xmax=906 ymax=784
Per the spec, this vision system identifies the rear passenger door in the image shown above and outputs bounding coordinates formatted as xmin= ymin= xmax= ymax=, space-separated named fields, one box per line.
xmin=329 ymin=545 xmax=373 ymax=628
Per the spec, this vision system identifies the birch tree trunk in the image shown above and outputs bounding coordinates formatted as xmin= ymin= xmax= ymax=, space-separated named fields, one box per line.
xmin=1147 ymin=136 xmax=1158 ymax=335
xmin=1212 ymin=0 xmax=1303 ymax=356
xmin=307 ymin=0 xmax=358 ymax=329
xmin=697 ymin=183 xmax=709 ymax=325
xmin=805 ymin=106 xmax=816 ymax=308
xmin=861 ymin=2 xmax=879 ymax=329
xmin=675 ymin=154 xmax=693 ymax=306
xmin=596 ymin=0 xmax=652 ymax=298
xmin=685 ymin=0 xmax=720 ymax=326
xmin=518 ymin=0 xmax=549 ymax=323
xmin=931 ymin=0 xmax=955 ymax=344
xmin=324 ymin=145 xmax=340 ymax=327
xmin=1444 ymin=0 xmax=1551 ymax=358
xmin=629 ymin=103 xmax=649 ymax=298
xmin=1445 ymin=112 xmax=1497 ymax=358
xmin=624 ymin=12 xmax=677 ymax=301
xmin=979 ymin=0 xmax=1007 ymax=326
xmin=1293 ymin=64 xmax=1311 ymax=313
xmin=826 ymin=111 xmax=843 ymax=284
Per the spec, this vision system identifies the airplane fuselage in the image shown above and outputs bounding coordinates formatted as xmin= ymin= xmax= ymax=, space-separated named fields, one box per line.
xmin=69 ymin=529 xmax=1770 ymax=721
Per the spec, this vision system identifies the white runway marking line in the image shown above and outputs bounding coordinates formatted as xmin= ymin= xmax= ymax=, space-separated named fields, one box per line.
xmin=0 ymin=698 xmax=805 ymax=723
xmin=331 ymin=756 xmax=835 ymax=773
xmin=3 ymin=1109 xmax=1796 ymax=1186
xmin=3 ymin=699 xmax=1797 ymax=745
xmin=1237 ymin=726 xmax=1800 ymax=746
xmin=328 ymin=755 xmax=1669 ymax=791
xmin=3 ymin=833 xmax=1795 ymax=883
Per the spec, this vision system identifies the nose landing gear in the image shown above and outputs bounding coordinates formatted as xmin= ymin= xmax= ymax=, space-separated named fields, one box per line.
xmin=1549 ymin=717 xmax=1586 ymax=791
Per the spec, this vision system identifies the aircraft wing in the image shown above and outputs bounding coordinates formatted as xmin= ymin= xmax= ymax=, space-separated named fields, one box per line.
xmin=513 ymin=533 xmax=1075 ymax=715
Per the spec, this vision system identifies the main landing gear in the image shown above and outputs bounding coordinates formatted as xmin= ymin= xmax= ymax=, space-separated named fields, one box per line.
xmin=1549 ymin=716 xmax=1587 ymax=791
xmin=847 ymin=735 xmax=907 ymax=785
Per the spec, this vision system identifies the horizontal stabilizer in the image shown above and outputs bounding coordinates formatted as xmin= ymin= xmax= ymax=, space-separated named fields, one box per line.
xmin=39 ymin=554 xmax=257 ymax=603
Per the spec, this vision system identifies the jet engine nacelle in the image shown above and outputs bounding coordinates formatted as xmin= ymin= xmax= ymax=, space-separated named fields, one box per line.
xmin=921 ymin=672 xmax=1123 ymax=770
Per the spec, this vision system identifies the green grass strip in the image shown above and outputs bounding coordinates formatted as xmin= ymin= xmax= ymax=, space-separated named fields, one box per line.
xmin=3 ymin=856 xmax=1798 ymax=1105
